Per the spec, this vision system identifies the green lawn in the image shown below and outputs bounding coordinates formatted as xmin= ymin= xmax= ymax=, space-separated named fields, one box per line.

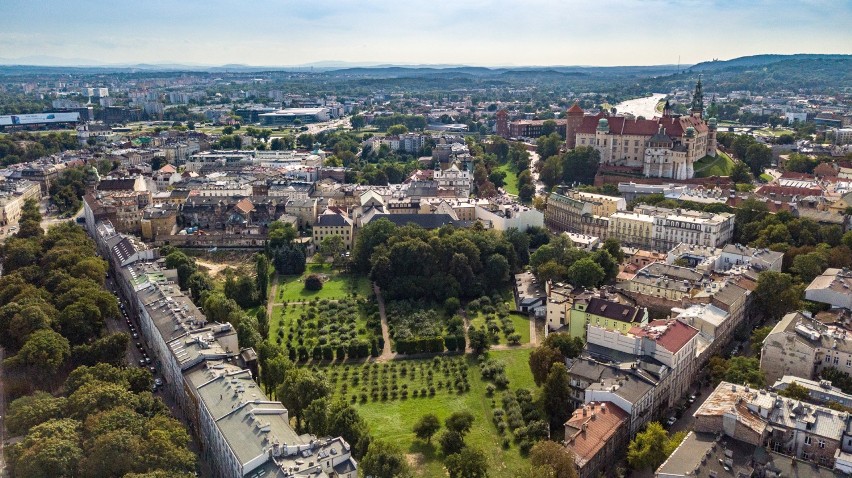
xmin=693 ymin=151 xmax=735 ymax=177
xmin=497 ymin=163 xmax=519 ymax=196
xmin=277 ymin=263 xmax=371 ymax=301
xmin=760 ymin=173 xmax=774 ymax=182
xmin=342 ymin=349 xmax=536 ymax=478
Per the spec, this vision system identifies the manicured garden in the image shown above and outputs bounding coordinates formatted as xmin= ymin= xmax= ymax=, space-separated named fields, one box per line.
xmin=340 ymin=349 xmax=537 ymax=477
xmin=276 ymin=263 xmax=371 ymax=301
xmin=269 ymin=297 xmax=382 ymax=361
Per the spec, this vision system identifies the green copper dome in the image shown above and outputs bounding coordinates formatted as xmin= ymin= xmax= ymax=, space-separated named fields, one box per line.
xmin=597 ymin=118 xmax=609 ymax=131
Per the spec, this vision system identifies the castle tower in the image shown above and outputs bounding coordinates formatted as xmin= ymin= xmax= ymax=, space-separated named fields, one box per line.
xmin=707 ymin=117 xmax=718 ymax=157
xmin=595 ymin=118 xmax=611 ymax=163
xmin=565 ymin=102 xmax=584 ymax=149
xmin=691 ymin=77 xmax=704 ymax=119
xmin=495 ymin=109 xmax=509 ymax=138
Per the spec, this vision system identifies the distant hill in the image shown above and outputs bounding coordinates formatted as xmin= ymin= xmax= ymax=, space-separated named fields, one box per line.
xmin=689 ymin=54 xmax=851 ymax=72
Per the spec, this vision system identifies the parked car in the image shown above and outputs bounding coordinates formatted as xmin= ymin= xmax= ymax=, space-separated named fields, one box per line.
xmin=688 ymin=394 xmax=697 ymax=404
xmin=136 ymin=342 xmax=143 ymax=350
xmin=149 ymin=366 xmax=156 ymax=374
xmin=154 ymin=378 xmax=163 ymax=386
xmin=666 ymin=416 xmax=677 ymax=427
xmin=144 ymin=357 xmax=151 ymax=364
xmin=132 ymin=333 xmax=139 ymax=339
xmin=138 ymin=359 xmax=146 ymax=366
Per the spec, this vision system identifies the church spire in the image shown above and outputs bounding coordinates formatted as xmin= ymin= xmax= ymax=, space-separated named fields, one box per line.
xmin=691 ymin=77 xmax=704 ymax=118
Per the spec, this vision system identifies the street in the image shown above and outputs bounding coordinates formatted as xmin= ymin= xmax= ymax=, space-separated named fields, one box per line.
xmin=0 ymin=347 xmax=6 ymax=478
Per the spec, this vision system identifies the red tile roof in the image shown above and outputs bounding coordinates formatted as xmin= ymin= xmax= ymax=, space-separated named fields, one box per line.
xmin=568 ymin=103 xmax=584 ymax=114
xmin=564 ymin=402 xmax=628 ymax=468
xmin=575 ymin=113 xmax=709 ymax=137
xmin=629 ymin=319 xmax=698 ymax=354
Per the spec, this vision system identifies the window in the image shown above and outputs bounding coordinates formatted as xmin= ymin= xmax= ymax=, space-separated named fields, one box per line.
xmin=835 ymin=356 xmax=840 ymax=365
xmin=804 ymin=436 xmax=812 ymax=445
xmin=819 ymin=439 xmax=825 ymax=449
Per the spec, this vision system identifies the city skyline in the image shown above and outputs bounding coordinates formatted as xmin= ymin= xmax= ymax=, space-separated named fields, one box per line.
xmin=1 ymin=0 xmax=850 ymax=67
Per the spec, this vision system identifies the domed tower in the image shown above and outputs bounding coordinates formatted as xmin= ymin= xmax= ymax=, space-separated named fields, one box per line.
xmin=706 ymin=117 xmax=718 ymax=157
xmin=565 ymin=102 xmax=584 ymax=149
xmin=595 ymin=118 xmax=611 ymax=163
xmin=495 ymin=109 xmax=509 ymax=138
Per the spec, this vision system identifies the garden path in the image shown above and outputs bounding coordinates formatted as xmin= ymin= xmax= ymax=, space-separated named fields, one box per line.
xmin=373 ymin=283 xmax=394 ymax=361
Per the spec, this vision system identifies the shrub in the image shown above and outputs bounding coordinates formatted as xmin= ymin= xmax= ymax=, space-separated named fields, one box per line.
xmin=304 ymin=274 xmax=323 ymax=291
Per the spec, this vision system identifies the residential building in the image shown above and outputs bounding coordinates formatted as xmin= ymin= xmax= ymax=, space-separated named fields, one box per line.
xmin=564 ymin=402 xmax=629 ymax=478
xmin=565 ymin=190 xmax=626 ymax=216
xmin=566 ymin=294 xmax=648 ymax=340
xmin=0 ymin=179 xmax=41 ymax=227
xmin=626 ymin=263 xmax=704 ymax=303
xmin=806 ymin=268 xmax=852 ymax=310
xmin=474 ymin=201 xmax=544 ymax=231
xmin=90 ymin=222 xmax=357 ymax=478
xmin=140 ymin=204 xmax=178 ymax=240
xmin=544 ymin=191 xmax=610 ymax=237
xmin=695 ymin=381 xmax=852 ymax=468
xmin=581 ymin=362 xmax=660 ymax=436
xmin=773 ymin=376 xmax=852 ymax=409
xmin=508 ymin=118 xmax=567 ymax=138
xmin=634 ymin=205 xmax=734 ymax=252
xmin=433 ymin=163 xmax=472 ymax=198
xmin=588 ymin=319 xmax=699 ymax=405
xmin=656 ymin=432 xmax=756 ymax=478
xmin=514 ymin=272 xmax=546 ymax=317
xmin=608 ymin=211 xmax=654 ymax=249
xmin=563 ymin=232 xmax=600 ymax=251
xmin=313 ymin=211 xmax=354 ymax=251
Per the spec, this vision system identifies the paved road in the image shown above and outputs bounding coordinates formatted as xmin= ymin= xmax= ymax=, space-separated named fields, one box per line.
xmin=0 ymin=347 xmax=6 ymax=478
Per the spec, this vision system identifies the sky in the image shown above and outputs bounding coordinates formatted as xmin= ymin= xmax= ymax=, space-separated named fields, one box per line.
xmin=0 ymin=0 xmax=849 ymax=67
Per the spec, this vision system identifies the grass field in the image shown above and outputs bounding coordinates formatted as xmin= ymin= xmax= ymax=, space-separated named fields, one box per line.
xmin=276 ymin=263 xmax=371 ymax=301
xmin=342 ymin=349 xmax=536 ymax=477
xmin=693 ymin=151 xmax=735 ymax=177
xmin=759 ymin=173 xmax=774 ymax=182
xmin=497 ymin=163 xmax=520 ymax=196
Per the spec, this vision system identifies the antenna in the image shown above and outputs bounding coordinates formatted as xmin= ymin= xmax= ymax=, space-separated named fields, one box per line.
xmin=677 ymin=55 xmax=681 ymax=73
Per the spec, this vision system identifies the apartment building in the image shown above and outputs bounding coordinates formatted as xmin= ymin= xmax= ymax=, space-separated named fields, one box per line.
xmin=806 ymin=268 xmax=852 ymax=310
xmin=313 ymin=211 xmax=354 ymax=251
xmin=564 ymin=402 xmax=629 ymax=478
xmin=587 ymin=319 xmax=699 ymax=406
xmin=608 ymin=211 xmax=654 ymax=249
xmin=91 ymin=221 xmax=358 ymax=478
xmin=695 ymin=381 xmax=852 ymax=469
xmin=760 ymin=311 xmax=852 ymax=385
xmin=544 ymin=191 xmax=610 ymax=237
xmin=634 ymin=205 xmax=734 ymax=251
xmin=0 ymin=179 xmax=41 ymax=227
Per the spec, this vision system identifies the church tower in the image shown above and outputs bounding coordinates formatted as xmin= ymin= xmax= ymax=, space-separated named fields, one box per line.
xmin=691 ymin=77 xmax=704 ymax=119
